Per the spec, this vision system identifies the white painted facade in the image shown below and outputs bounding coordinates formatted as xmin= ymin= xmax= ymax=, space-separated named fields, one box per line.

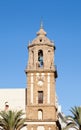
xmin=0 ymin=89 xmax=26 ymax=130
xmin=0 ymin=89 xmax=25 ymax=111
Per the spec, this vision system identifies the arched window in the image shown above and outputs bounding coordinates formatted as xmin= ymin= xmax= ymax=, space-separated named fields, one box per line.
xmin=37 ymin=126 xmax=44 ymax=130
xmin=49 ymin=127 xmax=51 ymax=130
xmin=38 ymin=109 xmax=43 ymax=120
xmin=38 ymin=50 xmax=43 ymax=67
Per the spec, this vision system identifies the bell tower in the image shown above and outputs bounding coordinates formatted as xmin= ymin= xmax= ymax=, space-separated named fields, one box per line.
xmin=25 ymin=24 xmax=58 ymax=130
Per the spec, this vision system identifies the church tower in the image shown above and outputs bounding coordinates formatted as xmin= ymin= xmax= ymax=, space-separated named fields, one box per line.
xmin=25 ymin=23 xmax=58 ymax=130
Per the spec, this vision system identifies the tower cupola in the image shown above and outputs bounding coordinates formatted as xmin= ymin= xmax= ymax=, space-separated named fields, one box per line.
xmin=26 ymin=24 xmax=57 ymax=76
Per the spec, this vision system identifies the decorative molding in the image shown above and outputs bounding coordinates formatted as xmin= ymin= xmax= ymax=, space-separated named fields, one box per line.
xmin=36 ymin=73 xmax=39 ymax=76
xmin=26 ymin=122 xmax=56 ymax=125
xmin=47 ymin=83 xmax=50 ymax=104
xmin=31 ymin=84 xmax=33 ymax=103
xmin=47 ymin=73 xmax=50 ymax=82
xmin=31 ymin=73 xmax=33 ymax=83
xmin=31 ymin=73 xmax=33 ymax=76
xmin=31 ymin=73 xmax=33 ymax=103
xmin=47 ymin=73 xmax=50 ymax=104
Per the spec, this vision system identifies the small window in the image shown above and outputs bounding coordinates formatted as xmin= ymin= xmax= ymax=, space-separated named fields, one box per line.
xmin=40 ymin=39 xmax=42 ymax=42
xmin=38 ymin=91 xmax=43 ymax=103
xmin=38 ymin=109 xmax=43 ymax=120
xmin=5 ymin=102 xmax=9 ymax=111
xmin=48 ymin=50 xmax=51 ymax=52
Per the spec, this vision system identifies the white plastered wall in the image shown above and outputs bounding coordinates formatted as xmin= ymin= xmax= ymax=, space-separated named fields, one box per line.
xmin=0 ymin=89 xmax=25 ymax=111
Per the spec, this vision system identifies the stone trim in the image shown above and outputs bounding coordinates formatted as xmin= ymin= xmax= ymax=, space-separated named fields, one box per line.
xmin=26 ymin=122 xmax=56 ymax=125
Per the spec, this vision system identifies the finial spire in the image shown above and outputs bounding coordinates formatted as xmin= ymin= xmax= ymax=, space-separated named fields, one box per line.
xmin=37 ymin=18 xmax=47 ymax=36
xmin=40 ymin=18 xmax=43 ymax=29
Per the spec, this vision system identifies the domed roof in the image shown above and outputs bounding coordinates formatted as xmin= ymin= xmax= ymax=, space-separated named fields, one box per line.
xmin=28 ymin=23 xmax=55 ymax=47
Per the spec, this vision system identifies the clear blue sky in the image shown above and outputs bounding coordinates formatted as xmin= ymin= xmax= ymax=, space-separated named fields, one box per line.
xmin=0 ymin=0 xmax=81 ymax=115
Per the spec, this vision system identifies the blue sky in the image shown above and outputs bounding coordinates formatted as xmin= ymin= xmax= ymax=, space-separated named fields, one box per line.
xmin=0 ymin=0 xmax=81 ymax=115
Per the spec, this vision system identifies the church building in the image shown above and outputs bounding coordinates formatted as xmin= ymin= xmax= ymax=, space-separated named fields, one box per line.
xmin=0 ymin=23 xmax=61 ymax=130
xmin=25 ymin=23 xmax=58 ymax=130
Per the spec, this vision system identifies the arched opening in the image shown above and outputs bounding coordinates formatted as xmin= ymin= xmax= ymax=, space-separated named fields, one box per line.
xmin=38 ymin=50 xmax=43 ymax=67
xmin=37 ymin=126 xmax=44 ymax=130
xmin=38 ymin=109 xmax=43 ymax=120
xmin=31 ymin=50 xmax=34 ymax=66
